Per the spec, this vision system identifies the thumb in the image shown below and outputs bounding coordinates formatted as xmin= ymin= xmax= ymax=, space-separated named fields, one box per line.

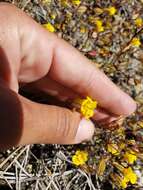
xmin=19 ymin=95 xmax=95 ymax=145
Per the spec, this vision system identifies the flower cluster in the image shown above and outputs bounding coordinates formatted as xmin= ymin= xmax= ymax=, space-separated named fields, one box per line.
xmin=94 ymin=6 xmax=117 ymax=33
xmin=121 ymin=167 xmax=137 ymax=188
xmin=108 ymin=146 xmax=138 ymax=188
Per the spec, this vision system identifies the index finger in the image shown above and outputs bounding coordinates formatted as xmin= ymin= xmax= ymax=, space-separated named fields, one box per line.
xmin=12 ymin=3 xmax=136 ymax=116
xmin=48 ymin=38 xmax=136 ymax=116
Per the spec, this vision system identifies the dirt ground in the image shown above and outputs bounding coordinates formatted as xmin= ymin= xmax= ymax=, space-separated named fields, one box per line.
xmin=0 ymin=0 xmax=143 ymax=189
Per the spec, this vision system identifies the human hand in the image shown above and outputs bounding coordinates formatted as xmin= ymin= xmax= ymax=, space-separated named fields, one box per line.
xmin=0 ymin=3 xmax=136 ymax=149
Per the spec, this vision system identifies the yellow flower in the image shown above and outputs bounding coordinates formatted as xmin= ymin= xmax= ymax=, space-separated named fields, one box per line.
xmin=107 ymin=143 xmax=119 ymax=155
xmin=72 ymin=150 xmax=88 ymax=166
xmin=106 ymin=6 xmax=117 ymax=16
xmin=124 ymin=151 xmax=137 ymax=164
xmin=121 ymin=177 xmax=129 ymax=189
xmin=81 ymin=96 xmax=97 ymax=119
xmin=73 ymin=96 xmax=97 ymax=119
xmin=123 ymin=167 xmax=137 ymax=184
xmin=43 ymin=23 xmax=55 ymax=32
xmin=131 ymin=37 xmax=141 ymax=47
xmin=95 ymin=19 xmax=104 ymax=32
xmin=135 ymin=18 xmax=143 ymax=27
xmin=72 ymin=0 xmax=81 ymax=6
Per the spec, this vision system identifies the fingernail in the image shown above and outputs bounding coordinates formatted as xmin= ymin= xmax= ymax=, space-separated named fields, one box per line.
xmin=75 ymin=118 xmax=95 ymax=143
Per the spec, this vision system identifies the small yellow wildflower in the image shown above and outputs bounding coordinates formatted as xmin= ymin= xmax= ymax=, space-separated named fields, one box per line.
xmin=123 ymin=167 xmax=137 ymax=184
xmin=80 ymin=96 xmax=97 ymax=119
xmin=131 ymin=37 xmax=141 ymax=47
xmin=135 ymin=17 xmax=143 ymax=27
xmin=119 ymin=167 xmax=138 ymax=188
xmin=95 ymin=19 xmax=104 ymax=32
xmin=106 ymin=6 xmax=117 ymax=16
xmin=72 ymin=0 xmax=81 ymax=6
xmin=72 ymin=150 xmax=88 ymax=166
xmin=124 ymin=151 xmax=137 ymax=164
xmin=43 ymin=23 xmax=55 ymax=32
xmin=107 ymin=143 xmax=119 ymax=155
xmin=121 ymin=177 xmax=129 ymax=189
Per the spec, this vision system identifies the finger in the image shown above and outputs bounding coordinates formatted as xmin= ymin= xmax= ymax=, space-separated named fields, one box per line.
xmin=18 ymin=6 xmax=136 ymax=116
xmin=49 ymin=39 xmax=136 ymax=116
xmin=0 ymin=81 xmax=95 ymax=150
xmin=21 ymin=78 xmax=119 ymax=121
xmin=0 ymin=3 xmax=136 ymax=117
xmin=93 ymin=108 xmax=117 ymax=122
xmin=21 ymin=76 xmax=78 ymax=102
xmin=19 ymin=95 xmax=95 ymax=145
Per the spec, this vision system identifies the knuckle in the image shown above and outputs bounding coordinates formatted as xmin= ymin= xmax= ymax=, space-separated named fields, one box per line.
xmin=83 ymin=69 xmax=97 ymax=94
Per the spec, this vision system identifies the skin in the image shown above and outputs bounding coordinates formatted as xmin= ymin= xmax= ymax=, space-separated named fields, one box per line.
xmin=0 ymin=3 xmax=136 ymax=150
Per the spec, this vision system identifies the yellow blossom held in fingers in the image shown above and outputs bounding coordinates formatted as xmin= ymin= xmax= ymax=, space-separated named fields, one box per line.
xmin=72 ymin=150 xmax=88 ymax=166
xmin=80 ymin=96 xmax=97 ymax=119
xmin=131 ymin=37 xmax=141 ymax=47
xmin=43 ymin=23 xmax=55 ymax=32
xmin=135 ymin=17 xmax=143 ymax=27
xmin=106 ymin=6 xmax=117 ymax=16
xmin=107 ymin=143 xmax=119 ymax=155
xmin=124 ymin=151 xmax=137 ymax=164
